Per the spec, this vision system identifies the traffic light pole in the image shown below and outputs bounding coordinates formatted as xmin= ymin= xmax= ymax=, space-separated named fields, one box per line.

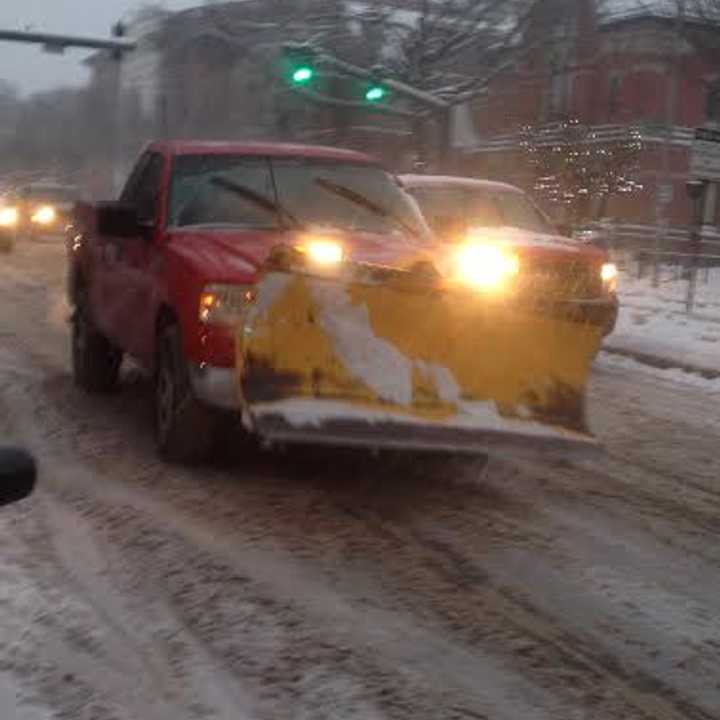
xmin=289 ymin=49 xmax=453 ymax=167
xmin=0 ymin=28 xmax=135 ymax=54
xmin=0 ymin=26 xmax=135 ymax=197
xmin=317 ymin=54 xmax=449 ymax=111
xmin=294 ymin=85 xmax=418 ymax=119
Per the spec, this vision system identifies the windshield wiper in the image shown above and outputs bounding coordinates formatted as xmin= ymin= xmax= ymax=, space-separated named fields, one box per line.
xmin=210 ymin=175 xmax=302 ymax=229
xmin=314 ymin=177 xmax=420 ymax=239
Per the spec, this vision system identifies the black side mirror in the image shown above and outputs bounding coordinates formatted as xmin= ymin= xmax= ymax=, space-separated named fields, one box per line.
xmin=96 ymin=201 xmax=141 ymax=238
xmin=0 ymin=448 xmax=36 ymax=507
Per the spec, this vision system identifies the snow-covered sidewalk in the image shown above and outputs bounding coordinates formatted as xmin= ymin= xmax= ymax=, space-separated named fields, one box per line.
xmin=606 ymin=268 xmax=720 ymax=378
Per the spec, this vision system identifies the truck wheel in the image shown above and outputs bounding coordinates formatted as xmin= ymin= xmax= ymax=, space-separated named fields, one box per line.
xmin=72 ymin=296 xmax=122 ymax=393
xmin=155 ymin=325 xmax=217 ymax=464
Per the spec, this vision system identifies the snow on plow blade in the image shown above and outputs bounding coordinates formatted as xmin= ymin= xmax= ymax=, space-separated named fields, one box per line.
xmin=238 ymin=270 xmax=605 ymax=458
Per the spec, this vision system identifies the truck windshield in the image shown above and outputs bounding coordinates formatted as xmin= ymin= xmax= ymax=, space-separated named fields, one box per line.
xmin=169 ymin=155 xmax=428 ymax=238
xmin=409 ymin=185 xmax=551 ymax=235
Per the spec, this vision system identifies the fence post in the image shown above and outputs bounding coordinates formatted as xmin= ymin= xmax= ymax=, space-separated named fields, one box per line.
xmin=685 ymin=180 xmax=706 ymax=315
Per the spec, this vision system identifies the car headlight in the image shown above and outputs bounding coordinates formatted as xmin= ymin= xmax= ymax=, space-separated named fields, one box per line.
xmin=455 ymin=242 xmax=520 ymax=291
xmin=298 ymin=237 xmax=345 ymax=267
xmin=199 ymin=284 xmax=256 ymax=326
xmin=0 ymin=207 xmax=18 ymax=227
xmin=31 ymin=205 xmax=56 ymax=225
xmin=601 ymin=262 xmax=618 ymax=293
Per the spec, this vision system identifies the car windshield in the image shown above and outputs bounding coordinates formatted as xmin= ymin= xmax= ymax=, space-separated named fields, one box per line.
xmin=409 ymin=184 xmax=551 ymax=235
xmin=169 ymin=155 xmax=429 ymax=238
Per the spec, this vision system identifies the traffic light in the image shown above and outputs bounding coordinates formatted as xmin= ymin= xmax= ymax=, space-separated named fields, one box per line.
xmin=283 ymin=43 xmax=317 ymax=87
xmin=292 ymin=65 xmax=315 ymax=85
xmin=365 ymin=67 xmax=387 ymax=103
xmin=365 ymin=84 xmax=387 ymax=103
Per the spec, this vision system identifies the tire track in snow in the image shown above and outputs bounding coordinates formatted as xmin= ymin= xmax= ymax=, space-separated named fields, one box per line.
xmin=0 ymin=359 xmax=593 ymax=720
xmin=326 ymin=494 xmax=718 ymax=720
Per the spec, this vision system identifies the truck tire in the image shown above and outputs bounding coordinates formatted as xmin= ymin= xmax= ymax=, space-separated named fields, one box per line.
xmin=155 ymin=324 xmax=217 ymax=464
xmin=72 ymin=295 xmax=122 ymax=393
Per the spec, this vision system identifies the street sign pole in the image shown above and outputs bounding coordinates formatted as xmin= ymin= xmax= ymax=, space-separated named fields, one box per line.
xmin=654 ymin=0 xmax=684 ymax=288
xmin=685 ymin=180 xmax=706 ymax=314
xmin=688 ymin=128 xmax=720 ymax=314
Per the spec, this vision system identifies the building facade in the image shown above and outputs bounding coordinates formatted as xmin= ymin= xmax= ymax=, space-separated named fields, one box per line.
xmin=461 ymin=0 xmax=720 ymax=250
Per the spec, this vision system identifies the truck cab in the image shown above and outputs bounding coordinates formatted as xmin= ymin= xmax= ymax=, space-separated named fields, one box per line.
xmin=68 ymin=141 xmax=428 ymax=461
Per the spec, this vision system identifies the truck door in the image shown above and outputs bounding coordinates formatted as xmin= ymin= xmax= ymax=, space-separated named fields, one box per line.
xmin=103 ymin=151 xmax=166 ymax=363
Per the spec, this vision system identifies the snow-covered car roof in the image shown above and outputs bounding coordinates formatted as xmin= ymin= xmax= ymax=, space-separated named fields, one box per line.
xmin=399 ymin=174 xmax=525 ymax=195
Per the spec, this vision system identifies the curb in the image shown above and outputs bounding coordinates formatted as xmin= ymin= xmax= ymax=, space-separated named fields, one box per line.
xmin=602 ymin=345 xmax=720 ymax=381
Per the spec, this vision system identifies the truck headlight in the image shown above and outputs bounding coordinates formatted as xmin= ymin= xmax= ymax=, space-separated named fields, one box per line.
xmin=601 ymin=262 xmax=618 ymax=293
xmin=31 ymin=205 xmax=56 ymax=225
xmin=0 ymin=207 xmax=18 ymax=227
xmin=300 ymin=237 xmax=345 ymax=267
xmin=455 ymin=242 xmax=520 ymax=291
xmin=199 ymin=284 xmax=256 ymax=326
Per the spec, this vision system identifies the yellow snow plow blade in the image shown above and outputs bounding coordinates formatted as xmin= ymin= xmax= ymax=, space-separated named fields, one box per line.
xmin=237 ymin=270 xmax=605 ymax=457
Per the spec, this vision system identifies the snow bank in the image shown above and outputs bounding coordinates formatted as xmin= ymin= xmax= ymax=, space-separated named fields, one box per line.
xmin=608 ymin=269 xmax=720 ymax=374
xmin=598 ymin=352 xmax=720 ymax=394
xmin=0 ymin=675 xmax=55 ymax=720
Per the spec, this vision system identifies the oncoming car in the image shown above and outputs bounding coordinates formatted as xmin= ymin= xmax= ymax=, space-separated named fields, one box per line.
xmin=401 ymin=174 xmax=619 ymax=337
xmin=10 ymin=182 xmax=80 ymax=241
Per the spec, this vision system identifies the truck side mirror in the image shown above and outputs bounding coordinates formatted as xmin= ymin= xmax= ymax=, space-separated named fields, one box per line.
xmin=96 ymin=202 xmax=141 ymax=238
xmin=0 ymin=448 xmax=36 ymax=507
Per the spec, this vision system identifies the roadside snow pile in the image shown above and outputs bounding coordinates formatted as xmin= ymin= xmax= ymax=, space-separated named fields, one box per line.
xmin=599 ymin=352 xmax=720 ymax=394
xmin=0 ymin=674 xmax=55 ymax=720
xmin=606 ymin=269 xmax=720 ymax=375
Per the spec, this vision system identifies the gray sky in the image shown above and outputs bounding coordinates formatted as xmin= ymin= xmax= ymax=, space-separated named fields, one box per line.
xmin=0 ymin=0 xmax=195 ymax=96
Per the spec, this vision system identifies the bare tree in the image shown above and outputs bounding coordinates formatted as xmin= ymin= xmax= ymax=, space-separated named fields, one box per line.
xmin=520 ymin=119 xmax=644 ymax=224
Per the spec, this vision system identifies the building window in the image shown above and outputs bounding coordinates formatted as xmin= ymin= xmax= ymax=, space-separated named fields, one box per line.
xmin=707 ymin=83 xmax=720 ymax=122
xmin=608 ymin=76 xmax=621 ymax=119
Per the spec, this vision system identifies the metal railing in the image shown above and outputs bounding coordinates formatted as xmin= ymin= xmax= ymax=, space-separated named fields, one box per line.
xmin=579 ymin=222 xmax=720 ymax=314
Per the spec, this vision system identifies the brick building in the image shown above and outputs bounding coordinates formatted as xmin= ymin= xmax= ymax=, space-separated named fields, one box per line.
xmin=460 ymin=0 xmax=720 ymax=250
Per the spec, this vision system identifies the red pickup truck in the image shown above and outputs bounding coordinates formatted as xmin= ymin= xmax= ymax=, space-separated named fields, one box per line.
xmin=67 ymin=141 xmax=433 ymax=461
xmin=68 ymin=141 xmax=612 ymax=465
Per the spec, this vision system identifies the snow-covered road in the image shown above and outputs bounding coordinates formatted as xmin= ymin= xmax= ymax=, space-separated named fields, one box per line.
xmin=1 ymin=243 xmax=720 ymax=719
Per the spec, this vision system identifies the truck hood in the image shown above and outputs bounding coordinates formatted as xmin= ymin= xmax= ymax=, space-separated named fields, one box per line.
xmin=167 ymin=228 xmax=431 ymax=282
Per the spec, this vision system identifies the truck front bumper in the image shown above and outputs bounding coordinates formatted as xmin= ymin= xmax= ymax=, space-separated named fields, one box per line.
xmin=189 ymin=364 xmax=241 ymax=411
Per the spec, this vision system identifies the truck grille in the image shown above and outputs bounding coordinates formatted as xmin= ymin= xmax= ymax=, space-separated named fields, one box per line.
xmin=522 ymin=258 xmax=603 ymax=299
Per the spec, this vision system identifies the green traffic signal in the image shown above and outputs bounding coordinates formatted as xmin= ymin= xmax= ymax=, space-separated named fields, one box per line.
xmin=292 ymin=66 xmax=314 ymax=84
xmin=365 ymin=84 xmax=386 ymax=103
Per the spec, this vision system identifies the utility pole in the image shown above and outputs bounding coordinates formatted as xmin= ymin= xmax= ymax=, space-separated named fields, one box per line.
xmin=110 ymin=22 xmax=127 ymax=196
xmin=653 ymin=0 xmax=685 ymax=287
